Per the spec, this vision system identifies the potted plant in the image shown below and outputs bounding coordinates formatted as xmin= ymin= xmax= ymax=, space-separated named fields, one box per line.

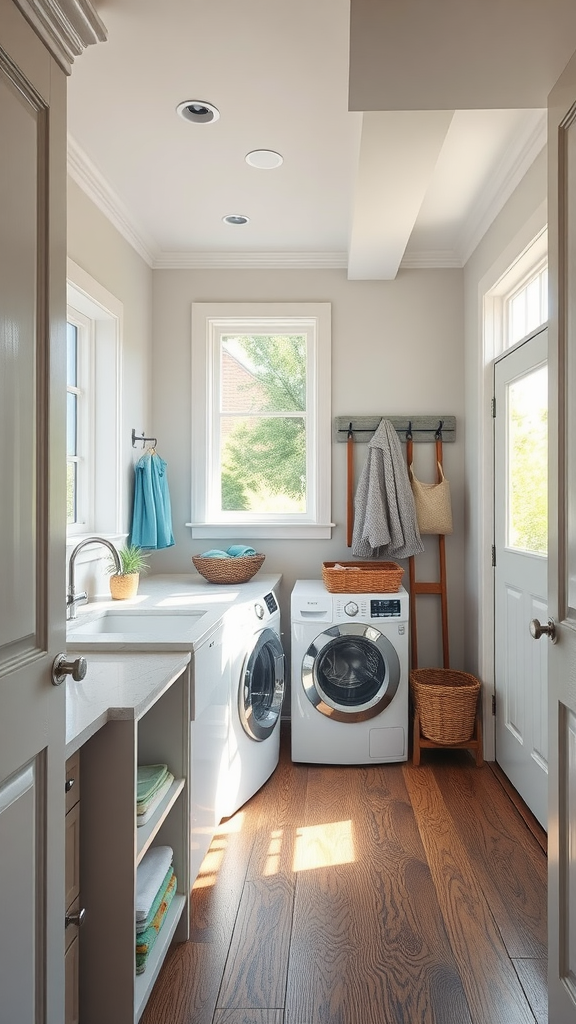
xmin=106 ymin=544 xmax=150 ymax=600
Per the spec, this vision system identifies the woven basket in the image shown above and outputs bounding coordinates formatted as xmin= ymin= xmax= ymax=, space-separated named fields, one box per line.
xmin=192 ymin=554 xmax=265 ymax=584
xmin=322 ymin=561 xmax=404 ymax=594
xmin=410 ymin=668 xmax=481 ymax=744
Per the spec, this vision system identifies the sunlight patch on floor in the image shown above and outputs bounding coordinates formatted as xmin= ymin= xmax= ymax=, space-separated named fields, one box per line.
xmin=293 ymin=820 xmax=355 ymax=871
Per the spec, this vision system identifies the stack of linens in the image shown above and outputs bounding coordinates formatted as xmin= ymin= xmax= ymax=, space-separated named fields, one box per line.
xmin=137 ymin=764 xmax=174 ymax=826
xmin=135 ymin=845 xmax=177 ymax=974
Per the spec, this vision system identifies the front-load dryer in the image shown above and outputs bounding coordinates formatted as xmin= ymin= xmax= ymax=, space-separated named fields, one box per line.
xmin=219 ymin=588 xmax=285 ymax=819
xmin=291 ymin=580 xmax=409 ymax=764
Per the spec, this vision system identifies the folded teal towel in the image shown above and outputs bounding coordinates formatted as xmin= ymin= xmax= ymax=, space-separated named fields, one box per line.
xmin=200 ymin=549 xmax=231 ymax=558
xmin=137 ymin=764 xmax=169 ymax=805
xmin=226 ymin=545 xmax=257 ymax=557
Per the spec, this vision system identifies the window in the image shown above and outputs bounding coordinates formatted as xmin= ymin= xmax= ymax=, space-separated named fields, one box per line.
xmin=506 ymin=262 xmax=548 ymax=347
xmin=190 ymin=303 xmax=332 ymax=539
xmin=66 ymin=259 xmax=122 ymax=543
xmin=66 ymin=310 xmax=93 ymax=531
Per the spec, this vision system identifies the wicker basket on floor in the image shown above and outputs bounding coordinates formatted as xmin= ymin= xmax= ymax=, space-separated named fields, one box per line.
xmin=322 ymin=561 xmax=404 ymax=593
xmin=410 ymin=668 xmax=481 ymax=744
xmin=192 ymin=554 xmax=265 ymax=584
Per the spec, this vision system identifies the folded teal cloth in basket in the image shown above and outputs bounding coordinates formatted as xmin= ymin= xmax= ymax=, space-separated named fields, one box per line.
xmin=200 ymin=549 xmax=231 ymax=558
xmin=226 ymin=545 xmax=257 ymax=557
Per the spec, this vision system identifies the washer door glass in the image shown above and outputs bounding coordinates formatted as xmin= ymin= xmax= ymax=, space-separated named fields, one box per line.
xmin=303 ymin=623 xmax=401 ymax=723
xmin=239 ymin=628 xmax=285 ymax=740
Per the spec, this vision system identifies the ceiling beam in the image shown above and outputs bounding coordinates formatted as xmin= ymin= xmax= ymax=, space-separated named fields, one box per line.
xmin=348 ymin=110 xmax=453 ymax=280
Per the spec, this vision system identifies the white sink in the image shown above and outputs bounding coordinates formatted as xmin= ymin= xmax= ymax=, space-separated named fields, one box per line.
xmin=66 ymin=608 xmax=213 ymax=650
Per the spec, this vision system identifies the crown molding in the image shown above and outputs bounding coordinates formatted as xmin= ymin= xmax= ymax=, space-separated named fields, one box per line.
xmin=67 ymin=135 xmax=156 ymax=267
xmin=153 ymin=250 xmax=349 ymax=270
xmin=457 ymin=110 xmax=547 ymax=266
xmin=400 ymin=249 xmax=462 ymax=270
xmin=14 ymin=0 xmax=107 ymax=73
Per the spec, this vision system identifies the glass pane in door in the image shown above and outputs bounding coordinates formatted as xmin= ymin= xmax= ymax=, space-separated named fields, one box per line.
xmin=507 ymin=364 xmax=548 ymax=555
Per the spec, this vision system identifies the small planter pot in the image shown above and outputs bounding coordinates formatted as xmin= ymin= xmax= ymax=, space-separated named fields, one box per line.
xmin=109 ymin=572 xmax=139 ymax=600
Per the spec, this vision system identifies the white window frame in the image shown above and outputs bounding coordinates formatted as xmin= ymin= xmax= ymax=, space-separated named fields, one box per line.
xmin=66 ymin=259 xmax=123 ymax=551
xmin=189 ymin=302 xmax=332 ymax=540
xmin=66 ymin=309 xmax=94 ymax=535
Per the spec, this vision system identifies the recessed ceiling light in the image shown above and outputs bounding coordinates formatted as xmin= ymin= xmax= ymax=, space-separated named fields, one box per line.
xmin=245 ymin=149 xmax=284 ymax=169
xmin=223 ymin=214 xmax=250 ymax=226
xmin=176 ymin=100 xmax=220 ymax=124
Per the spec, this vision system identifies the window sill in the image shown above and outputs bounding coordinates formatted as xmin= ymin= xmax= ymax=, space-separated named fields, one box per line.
xmin=186 ymin=523 xmax=334 ymax=540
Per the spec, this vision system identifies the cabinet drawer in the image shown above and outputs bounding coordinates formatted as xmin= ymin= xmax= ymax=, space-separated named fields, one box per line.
xmin=65 ymin=751 xmax=80 ymax=813
xmin=65 ymin=933 xmax=79 ymax=1024
xmin=65 ymin=802 xmax=80 ymax=909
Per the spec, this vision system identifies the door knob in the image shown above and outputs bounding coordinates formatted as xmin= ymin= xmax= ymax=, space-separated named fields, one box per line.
xmin=65 ymin=907 xmax=86 ymax=928
xmin=529 ymin=618 xmax=557 ymax=644
xmin=52 ymin=654 xmax=88 ymax=686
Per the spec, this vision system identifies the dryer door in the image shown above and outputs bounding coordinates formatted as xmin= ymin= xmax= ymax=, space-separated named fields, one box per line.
xmin=302 ymin=623 xmax=401 ymax=723
xmin=239 ymin=628 xmax=285 ymax=740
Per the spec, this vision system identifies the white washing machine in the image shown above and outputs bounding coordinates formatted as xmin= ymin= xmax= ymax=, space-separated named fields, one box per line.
xmin=291 ymin=580 xmax=409 ymax=764
xmin=218 ymin=587 xmax=285 ymax=819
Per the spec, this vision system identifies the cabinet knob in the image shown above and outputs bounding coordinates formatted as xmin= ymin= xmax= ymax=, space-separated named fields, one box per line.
xmin=52 ymin=654 xmax=88 ymax=686
xmin=65 ymin=907 xmax=86 ymax=928
xmin=65 ymin=778 xmax=75 ymax=793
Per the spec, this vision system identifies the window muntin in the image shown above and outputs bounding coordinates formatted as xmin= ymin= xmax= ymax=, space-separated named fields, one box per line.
xmin=66 ymin=309 xmax=92 ymax=531
xmin=191 ymin=303 xmax=331 ymax=539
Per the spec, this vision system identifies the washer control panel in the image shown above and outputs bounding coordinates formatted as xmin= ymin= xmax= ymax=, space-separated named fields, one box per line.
xmin=370 ymin=599 xmax=401 ymax=618
xmin=333 ymin=595 xmax=404 ymax=621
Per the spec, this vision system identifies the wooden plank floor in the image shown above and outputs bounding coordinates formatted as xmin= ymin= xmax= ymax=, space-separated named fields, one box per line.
xmin=141 ymin=726 xmax=547 ymax=1024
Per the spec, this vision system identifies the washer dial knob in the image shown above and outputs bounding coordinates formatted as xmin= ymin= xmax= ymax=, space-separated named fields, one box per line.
xmin=344 ymin=601 xmax=359 ymax=617
xmin=254 ymin=603 xmax=265 ymax=619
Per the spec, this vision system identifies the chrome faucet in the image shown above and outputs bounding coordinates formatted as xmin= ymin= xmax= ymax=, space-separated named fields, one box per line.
xmin=67 ymin=537 xmax=122 ymax=620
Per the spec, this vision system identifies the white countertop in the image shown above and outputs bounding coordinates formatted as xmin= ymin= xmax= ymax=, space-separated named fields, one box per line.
xmin=66 ymin=572 xmax=282 ymax=651
xmin=65 ymin=651 xmax=191 ymax=757
xmin=65 ymin=572 xmax=282 ymax=755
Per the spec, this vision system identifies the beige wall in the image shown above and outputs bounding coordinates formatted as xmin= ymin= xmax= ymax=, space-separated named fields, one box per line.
xmin=463 ymin=147 xmax=547 ymax=755
xmin=150 ymin=267 xmax=465 ymax=675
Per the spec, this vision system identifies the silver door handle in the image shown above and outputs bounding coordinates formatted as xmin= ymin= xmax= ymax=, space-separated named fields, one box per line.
xmin=529 ymin=618 xmax=557 ymax=644
xmin=52 ymin=654 xmax=88 ymax=685
xmin=65 ymin=907 xmax=86 ymax=928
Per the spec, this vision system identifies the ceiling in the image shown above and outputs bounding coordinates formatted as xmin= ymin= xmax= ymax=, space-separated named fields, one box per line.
xmin=66 ymin=0 xmax=569 ymax=278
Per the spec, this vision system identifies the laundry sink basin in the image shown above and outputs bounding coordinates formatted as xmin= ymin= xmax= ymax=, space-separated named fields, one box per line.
xmin=66 ymin=608 xmax=214 ymax=650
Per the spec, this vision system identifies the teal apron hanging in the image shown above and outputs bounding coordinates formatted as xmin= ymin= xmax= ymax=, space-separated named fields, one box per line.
xmin=130 ymin=451 xmax=174 ymax=549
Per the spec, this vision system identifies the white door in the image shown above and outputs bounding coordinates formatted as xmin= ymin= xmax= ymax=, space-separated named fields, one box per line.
xmin=548 ymin=47 xmax=576 ymax=1022
xmin=0 ymin=2 xmax=68 ymax=1020
xmin=494 ymin=328 xmax=548 ymax=828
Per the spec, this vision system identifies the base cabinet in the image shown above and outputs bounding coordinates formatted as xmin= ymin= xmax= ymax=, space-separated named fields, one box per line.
xmin=78 ymin=665 xmax=190 ymax=1023
xmin=65 ymin=752 xmax=81 ymax=1024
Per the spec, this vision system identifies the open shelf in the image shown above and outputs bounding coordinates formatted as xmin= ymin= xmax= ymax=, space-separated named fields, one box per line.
xmin=134 ymin=893 xmax=186 ymax=1022
xmin=136 ymin=778 xmax=185 ymax=864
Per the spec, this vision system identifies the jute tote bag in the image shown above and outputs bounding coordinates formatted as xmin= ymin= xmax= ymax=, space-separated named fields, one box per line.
xmin=409 ymin=462 xmax=453 ymax=535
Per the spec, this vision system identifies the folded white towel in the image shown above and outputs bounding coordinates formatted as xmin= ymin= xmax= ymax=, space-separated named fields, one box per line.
xmin=137 ymin=773 xmax=174 ymax=826
xmin=136 ymin=845 xmax=173 ymax=922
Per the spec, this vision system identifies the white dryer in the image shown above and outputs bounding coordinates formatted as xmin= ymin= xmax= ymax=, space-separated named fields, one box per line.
xmin=218 ymin=588 xmax=285 ymax=819
xmin=291 ymin=580 xmax=409 ymax=764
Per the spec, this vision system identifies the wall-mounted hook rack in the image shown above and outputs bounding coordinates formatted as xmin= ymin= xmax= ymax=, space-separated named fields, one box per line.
xmin=131 ymin=428 xmax=158 ymax=449
xmin=334 ymin=416 xmax=456 ymax=443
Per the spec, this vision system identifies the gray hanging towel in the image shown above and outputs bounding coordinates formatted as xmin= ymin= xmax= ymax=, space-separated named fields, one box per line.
xmin=351 ymin=418 xmax=424 ymax=559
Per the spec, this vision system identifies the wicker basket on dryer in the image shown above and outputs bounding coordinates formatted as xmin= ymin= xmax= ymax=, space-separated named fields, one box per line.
xmin=322 ymin=561 xmax=404 ymax=594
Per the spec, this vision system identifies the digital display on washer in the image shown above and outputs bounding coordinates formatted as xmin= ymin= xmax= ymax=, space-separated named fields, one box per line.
xmin=370 ymin=599 xmax=401 ymax=618
xmin=264 ymin=592 xmax=278 ymax=614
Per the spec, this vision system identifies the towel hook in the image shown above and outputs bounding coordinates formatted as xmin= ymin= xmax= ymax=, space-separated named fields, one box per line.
xmin=132 ymin=428 xmax=158 ymax=449
xmin=435 ymin=420 xmax=444 ymax=440
xmin=406 ymin=420 xmax=413 ymax=441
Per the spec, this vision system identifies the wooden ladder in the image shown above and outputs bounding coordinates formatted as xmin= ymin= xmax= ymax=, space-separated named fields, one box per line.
xmin=407 ymin=435 xmax=483 ymax=766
